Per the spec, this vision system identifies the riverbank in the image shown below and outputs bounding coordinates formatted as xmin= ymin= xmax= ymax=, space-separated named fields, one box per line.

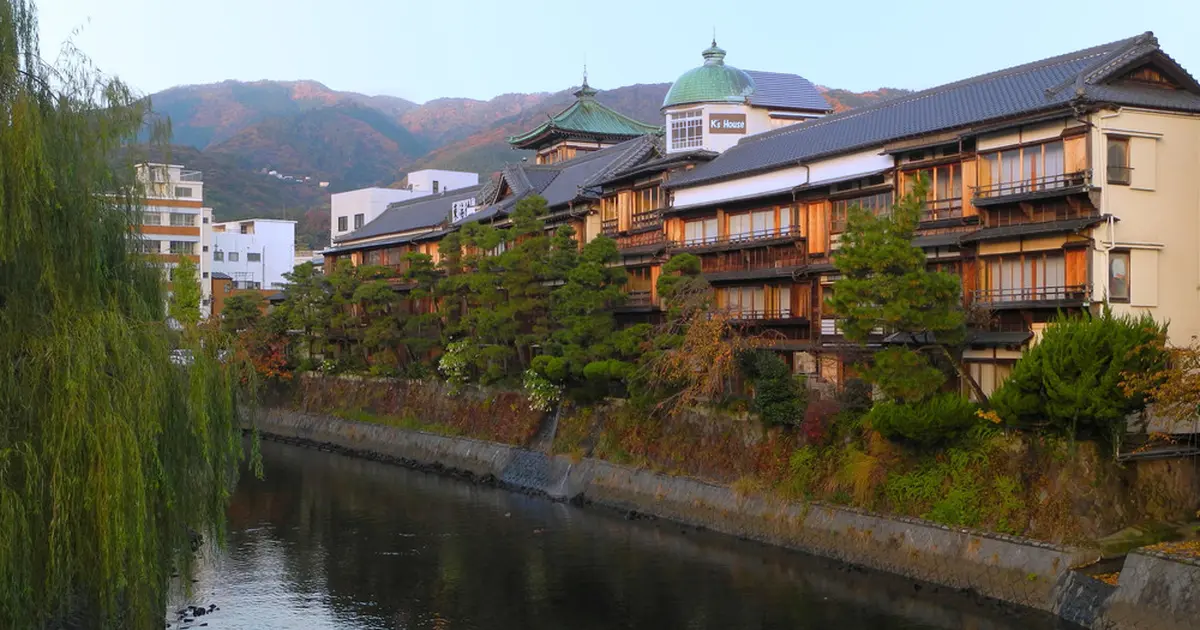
xmin=252 ymin=406 xmax=1199 ymax=630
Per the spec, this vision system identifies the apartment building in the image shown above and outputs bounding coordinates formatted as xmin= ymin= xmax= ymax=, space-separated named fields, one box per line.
xmin=211 ymin=219 xmax=297 ymax=290
xmin=320 ymin=33 xmax=1200 ymax=399
xmin=135 ymin=163 xmax=214 ymax=319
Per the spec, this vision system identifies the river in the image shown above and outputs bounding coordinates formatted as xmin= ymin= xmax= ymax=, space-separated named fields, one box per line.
xmin=169 ymin=439 xmax=1073 ymax=629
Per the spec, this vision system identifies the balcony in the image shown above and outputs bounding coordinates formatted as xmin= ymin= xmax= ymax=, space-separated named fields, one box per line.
xmin=671 ymin=225 xmax=803 ymax=251
xmin=701 ymin=250 xmax=807 ymax=282
xmin=624 ymin=290 xmax=653 ymax=307
xmin=973 ymin=171 xmax=1089 ymax=206
xmin=180 ymin=170 xmax=203 ymax=182
xmin=725 ymin=308 xmax=808 ymax=324
xmin=971 ymin=284 xmax=1088 ymax=309
xmin=632 ymin=209 xmax=662 ymax=231
xmin=920 ymin=198 xmax=963 ymax=223
xmin=601 ymin=217 xmax=618 ymax=237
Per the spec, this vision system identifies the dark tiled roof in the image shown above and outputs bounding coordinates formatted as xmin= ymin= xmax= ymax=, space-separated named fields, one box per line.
xmin=911 ymin=233 xmax=966 ymax=248
xmin=336 ymin=185 xmax=483 ymax=243
xmin=958 ymin=216 xmax=1108 ymax=243
xmin=670 ymin=33 xmax=1200 ymax=189
xmin=211 ymin=272 xmax=232 ymax=280
xmin=461 ymin=136 xmax=659 ymax=228
xmin=744 ymin=70 xmax=832 ymax=112
xmin=968 ymin=331 xmax=1034 ymax=348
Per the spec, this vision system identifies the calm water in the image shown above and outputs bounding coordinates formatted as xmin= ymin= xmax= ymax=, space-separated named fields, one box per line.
xmin=169 ymin=440 xmax=1071 ymax=630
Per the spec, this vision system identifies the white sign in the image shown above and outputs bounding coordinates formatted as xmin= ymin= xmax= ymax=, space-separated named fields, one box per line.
xmin=450 ymin=198 xmax=477 ymax=223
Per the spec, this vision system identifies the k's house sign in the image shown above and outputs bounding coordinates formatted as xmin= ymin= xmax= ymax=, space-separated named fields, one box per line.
xmin=709 ymin=113 xmax=747 ymax=134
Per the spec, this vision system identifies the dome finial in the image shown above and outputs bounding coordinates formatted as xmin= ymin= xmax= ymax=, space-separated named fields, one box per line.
xmin=574 ymin=62 xmax=597 ymax=99
xmin=702 ymin=37 xmax=726 ymax=66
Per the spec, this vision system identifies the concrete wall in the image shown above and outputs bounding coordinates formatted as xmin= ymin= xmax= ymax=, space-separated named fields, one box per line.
xmin=254 ymin=408 xmax=1117 ymax=619
xmin=211 ymin=219 xmax=296 ymax=290
xmin=1095 ymin=550 xmax=1200 ymax=630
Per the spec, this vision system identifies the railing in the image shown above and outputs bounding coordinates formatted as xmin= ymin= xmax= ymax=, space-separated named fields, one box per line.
xmin=920 ymin=198 xmax=963 ymax=222
xmin=701 ymin=252 xmax=806 ymax=274
xmin=632 ymin=209 xmax=661 ymax=231
xmin=973 ymin=170 xmax=1088 ymax=199
xmin=180 ymin=170 xmax=204 ymax=182
xmin=1107 ymin=165 xmax=1133 ymax=186
xmin=616 ymin=231 xmax=665 ymax=250
xmin=725 ymin=308 xmax=803 ymax=321
xmin=623 ymin=290 xmax=653 ymax=307
xmin=972 ymin=284 xmax=1088 ymax=304
xmin=672 ymin=225 xmax=803 ymax=249
xmin=601 ymin=218 xmax=618 ymax=236
xmin=820 ymin=318 xmax=841 ymax=336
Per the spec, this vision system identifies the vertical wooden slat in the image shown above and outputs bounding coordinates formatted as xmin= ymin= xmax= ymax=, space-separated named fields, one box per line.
xmin=1065 ymin=248 xmax=1087 ymax=287
xmin=962 ymin=160 xmax=978 ymax=217
xmin=1063 ymin=135 xmax=1088 ymax=175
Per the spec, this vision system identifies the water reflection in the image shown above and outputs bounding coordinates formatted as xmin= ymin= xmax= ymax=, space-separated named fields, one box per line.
xmin=171 ymin=439 xmax=1070 ymax=629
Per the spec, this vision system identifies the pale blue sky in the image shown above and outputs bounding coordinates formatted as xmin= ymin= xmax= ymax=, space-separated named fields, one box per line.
xmin=38 ymin=0 xmax=1198 ymax=104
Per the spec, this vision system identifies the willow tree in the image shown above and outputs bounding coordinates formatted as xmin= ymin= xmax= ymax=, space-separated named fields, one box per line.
xmin=0 ymin=2 xmax=249 ymax=627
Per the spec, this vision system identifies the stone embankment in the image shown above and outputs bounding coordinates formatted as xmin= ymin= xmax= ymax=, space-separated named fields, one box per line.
xmin=254 ymin=407 xmax=1200 ymax=630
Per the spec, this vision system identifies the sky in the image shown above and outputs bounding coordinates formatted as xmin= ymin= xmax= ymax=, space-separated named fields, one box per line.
xmin=37 ymin=0 xmax=1199 ymax=104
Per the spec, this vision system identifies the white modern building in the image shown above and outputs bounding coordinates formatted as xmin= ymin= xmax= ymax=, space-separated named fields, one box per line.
xmin=211 ymin=219 xmax=297 ymax=290
xmin=329 ymin=169 xmax=479 ymax=244
xmin=135 ymin=163 xmax=214 ymax=318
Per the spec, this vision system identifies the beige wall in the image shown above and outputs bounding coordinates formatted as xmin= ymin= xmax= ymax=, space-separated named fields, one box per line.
xmin=1088 ymin=107 xmax=1200 ymax=345
xmin=976 ymin=119 xmax=1076 ymax=151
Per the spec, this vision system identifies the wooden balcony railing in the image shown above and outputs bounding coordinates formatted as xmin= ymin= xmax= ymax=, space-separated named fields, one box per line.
xmin=972 ymin=284 xmax=1088 ymax=304
xmin=623 ymin=290 xmax=654 ymax=307
xmin=671 ymin=225 xmax=803 ymax=249
xmin=601 ymin=218 xmax=618 ymax=236
xmin=920 ymin=198 xmax=963 ymax=222
xmin=973 ymin=170 xmax=1089 ymax=200
xmin=632 ymin=209 xmax=661 ymax=231
xmin=701 ymin=252 xmax=807 ymax=274
xmin=725 ymin=308 xmax=805 ymax=321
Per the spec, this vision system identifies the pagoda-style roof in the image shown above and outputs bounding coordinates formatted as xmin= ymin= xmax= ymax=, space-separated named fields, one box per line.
xmin=508 ymin=81 xmax=661 ymax=151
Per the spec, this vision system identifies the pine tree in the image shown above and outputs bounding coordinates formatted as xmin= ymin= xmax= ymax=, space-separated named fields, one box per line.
xmin=829 ymin=177 xmax=983 ymax=402
xmin=221 ymin=292 xmax=264 ymax=334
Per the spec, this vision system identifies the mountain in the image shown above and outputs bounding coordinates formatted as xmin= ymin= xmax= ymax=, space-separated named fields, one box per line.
xmin=146 ymin=80 xmax=910 ymax=246
xmin=149 ymin=79 xmax=418 ymax=149
xmin=207 ymin=104 xmax=429 ymax=191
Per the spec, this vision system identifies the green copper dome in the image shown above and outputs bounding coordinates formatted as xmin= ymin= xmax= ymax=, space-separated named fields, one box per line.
xmin=662 ymin=42 xmax=757 ymax=109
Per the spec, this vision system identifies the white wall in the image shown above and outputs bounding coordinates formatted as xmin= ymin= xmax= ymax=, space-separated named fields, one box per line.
xmin=330 ymin=188 xmax=422 ymax=244
xmin=664 ymin=104 xmax=797 ymax=155
xmin=406 ymin=169 xmax=478 ymax=194
xmin=212 ymin=219 xmax=296 ymax=290
xmin=672 ymin=148 xmax=894 ymax=209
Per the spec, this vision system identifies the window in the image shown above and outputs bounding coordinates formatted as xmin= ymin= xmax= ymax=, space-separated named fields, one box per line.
xmin=213 ymin=251 xmax=224 ymax=262
xmin=143 ymin=212 xmax=162 ymax=226
xmin=247 ymin=252 xmax=261 ymax=262
xmin=169 ymin=213 xmax=195 ymax=227
xmin=904 ymin=164 xmax=963 ymax=221
xmin=202 ymin=272 xmax=209 ymax=279
xmin=981 ymin=252 xmax=1071 ymax=302
xmin=669 ymin=109 xmax=703 ymax=150
xmin=135 ymin=239 xmax=158 ymax=254
xmin=683 ymin=217 xmax=719 ymax=245
xmin=1107 ymin=137 xmax=1131 ymax=185
xmin=202 ymin=245 xmax=208 ymax=252
xmin=203 ymin=216 xmax=209 ymax=224
xmin=168 ymin=241 xmax=193 ymax=255
xmin=174 ymin=186 xmax=192 ymax=198
xmin=632 ymin=186 xmax=661 ymax=214
xmin=367 ymin=250 xmax=382 ymax=265
xmin=1109 ymin=251 xmax=1130 ymax=301
xmin=354 ymin=213 xmax=365 ymax=229
xmin=979 ymin=140 xmax=1072 ymax=195
xmin=831 ymin=192 xmax=894 ymax=233
xmin=338 ymin=216 xmax=348 ymax=232
xmin=229 ymin=252 xmax=239 ymax=262
xmin=433 ymin=180 xmax=440 ymax=194
xmin=240 ymin=223 xmax=250 ymax=234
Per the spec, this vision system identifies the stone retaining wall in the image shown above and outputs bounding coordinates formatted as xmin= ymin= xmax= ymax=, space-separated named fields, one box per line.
xmin=253 ymin=407 xmax=1194 ymax=630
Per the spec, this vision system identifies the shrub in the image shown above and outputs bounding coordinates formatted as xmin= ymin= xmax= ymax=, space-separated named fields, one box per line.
xmin=869 ymin=394 xmax=980 ymax=448
xmin=863 ymin=347 xmax=946 ymax=403
xmin=522 ymin=369 xmax=562 ymax=412
xmin=991 ymin=311 xmax=1168 ymax=442
xmin=838 ymin=378 xmax=874 ymax=415
xmin=739 ymin=351 xmax=808 ymax=427
xmin=800 ymin=398 xmax=841 ymax=445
